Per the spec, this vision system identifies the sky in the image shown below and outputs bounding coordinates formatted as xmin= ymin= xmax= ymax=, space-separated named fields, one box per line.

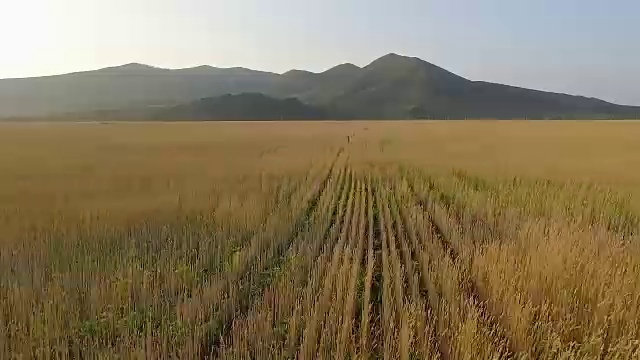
xmin=1 ymin=0 xmax=639 ymax=105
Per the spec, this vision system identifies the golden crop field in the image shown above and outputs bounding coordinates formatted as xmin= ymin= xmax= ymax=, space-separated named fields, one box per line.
xmin=1 ymin=121 xmax=640 ymax=359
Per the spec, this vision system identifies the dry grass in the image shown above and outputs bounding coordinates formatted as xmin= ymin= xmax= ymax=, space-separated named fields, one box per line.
xmin=1 ymin=120 xmax=640 ymax=358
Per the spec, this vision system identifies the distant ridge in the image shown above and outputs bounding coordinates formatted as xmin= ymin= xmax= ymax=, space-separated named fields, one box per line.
xmin=1 ymin=54 xmax=639 ymax=120
xmin=155 ymin=93 xmax=328 ymax=121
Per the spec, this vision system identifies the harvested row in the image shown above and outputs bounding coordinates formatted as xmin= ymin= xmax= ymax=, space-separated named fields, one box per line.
xmin=298 ymin=168 xmax=359 ymax=359
xmin=387 ymin=179 xmax=441 ymax=359
xmin=335 ymin=173 xmax=367 ymax=357
xmin=217 ymin=160 xmax=351 ymax=359
xmin=376 ymin=176 xmax=408 ymax=360
xmin=359 ymin=173 xmax=379 ymax=358
xmin=284 ymin=167 xmax=355 ymax=358
xmin=316 ymin=177 xmax=365 ymax=357
xmin=178 ymin=153 xmax=346 ymax=357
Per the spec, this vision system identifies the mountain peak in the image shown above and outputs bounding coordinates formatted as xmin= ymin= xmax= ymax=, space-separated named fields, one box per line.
xmin=115 ymin=63 xmax=159 ymax=70
xmin=367 ymin=53 xmax=424 ymax=68
xmin=181 ymin=65 xmax=216 ymax=71
xmin=282 ymin=69 xmax=316 ymax=77
xmin=95 ymin=63 xmax=166 ymax=74
xmin=175 ymin=65 xmax=219 ymax=74
xmin=363 ymin=53 xmax=469 ymax=85
xmin=322 ymin=63 xmax=361 ymax=75
xmin=380 ymin=52 xmax=408 ymax=59
xmin=123 ymin=62 xmax=154 ymax=68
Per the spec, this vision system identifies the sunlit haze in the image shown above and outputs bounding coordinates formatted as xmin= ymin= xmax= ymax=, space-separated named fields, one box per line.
xmin=1 ymin=0 xmax=639 ymax=104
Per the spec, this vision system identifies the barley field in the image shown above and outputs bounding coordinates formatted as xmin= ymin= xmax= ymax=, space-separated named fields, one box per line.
xmin=1 ymin=121 xmax=640 ymax=359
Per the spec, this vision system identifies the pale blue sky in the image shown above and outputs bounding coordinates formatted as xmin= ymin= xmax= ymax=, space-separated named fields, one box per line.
xmin=1 ymin=0 xmax=638 ymax=104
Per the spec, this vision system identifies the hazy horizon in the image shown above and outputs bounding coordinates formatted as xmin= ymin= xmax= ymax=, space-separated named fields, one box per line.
xmin=2 ymin=0 xmax=639 ymax=105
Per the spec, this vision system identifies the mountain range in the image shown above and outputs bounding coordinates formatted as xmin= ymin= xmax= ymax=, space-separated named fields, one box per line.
xmin=1 ymin=53 xmax=639 ymax=120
